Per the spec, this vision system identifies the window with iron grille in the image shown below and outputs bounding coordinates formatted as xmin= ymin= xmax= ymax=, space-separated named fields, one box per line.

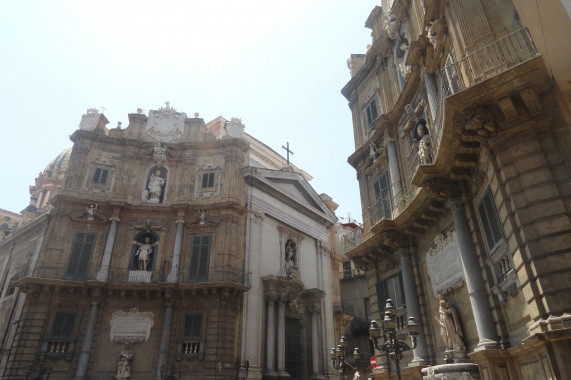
xmin=342 ymin=261 xmax=352 ymax=279
xmin=373 ymin=171 xmax=392 ymax=221
xmin=189 ymin=235 xmax=211 ymax=283
xmin=65 ymin=232 xmax=96 ymax=281
xmin=202 ymin=173 xmax=215 ymax=188
xmin=92 ymin=167 xmax=109 ymax=185
xmin=366 ymin=99 xmax=379 ymax=129
xmin=477 ymin=187 xmax=505 ymax=252
xmin=182 ymin=313 xmax=204 ymax=355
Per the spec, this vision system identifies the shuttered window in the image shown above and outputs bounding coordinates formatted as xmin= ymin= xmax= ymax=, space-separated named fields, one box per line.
xmin=92 ymin=168 xmax=109 ymax=184
xmin=183 ymin=313 xmax=204 ymax=340
xmin=477 ymin=187 xmax=505 ymax=252
xmin=65 ymin=232 xmax=96 ymax=281
xmin=373 ymin=171 xmax=392 ymax=221
xmin=376 ymin=272 xmax=405 ymax=311
xmin=366 ymin=99 xmax=379 ymax=129
xmin=202 ymin=173 xmax=215 ymax=188
xmin=189 ymin=235 xmax=211 ymax=283
xmin=50 ymin=312 xmax=77 ymax=340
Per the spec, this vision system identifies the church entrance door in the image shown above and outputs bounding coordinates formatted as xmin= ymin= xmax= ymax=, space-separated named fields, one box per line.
xmin=285 ymin=317 xmax=302 ymax=379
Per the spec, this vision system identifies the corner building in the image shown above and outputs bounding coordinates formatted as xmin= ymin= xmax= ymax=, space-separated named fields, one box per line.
xmin=0 ymin=105 xmax=340 ymax=379
xmin=343 ymin=1 xmax=571 ymax=379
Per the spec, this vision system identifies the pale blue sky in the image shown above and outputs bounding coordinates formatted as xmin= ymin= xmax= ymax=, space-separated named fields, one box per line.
xmin=0 ymin=1 xmax=377 ymax=222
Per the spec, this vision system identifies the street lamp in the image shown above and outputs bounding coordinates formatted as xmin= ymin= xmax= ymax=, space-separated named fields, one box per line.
xmin=25 ymin=362 xmax=53 ymax=380
xmin=160 ymin=362 xmax=182 ymax=380
xmin=330 ymin=336 xmax=362 ymax=379
xmin=369 ymin=299 xmax=420 ymax=380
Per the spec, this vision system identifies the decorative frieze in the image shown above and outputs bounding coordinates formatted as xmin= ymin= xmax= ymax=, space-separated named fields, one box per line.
xmin=110 ymin=309 xmax=155 ymax=344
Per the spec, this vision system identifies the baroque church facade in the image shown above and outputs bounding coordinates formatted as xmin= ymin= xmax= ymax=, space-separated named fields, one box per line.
xmin=343 ymin=1 xmax=570 ymax=379
xmin=0 ymin=105 xmax=341 ymax=379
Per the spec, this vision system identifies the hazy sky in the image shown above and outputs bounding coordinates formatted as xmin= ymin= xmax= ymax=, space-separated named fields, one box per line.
xmin=0 ymin=1 xmax=377 ymax=222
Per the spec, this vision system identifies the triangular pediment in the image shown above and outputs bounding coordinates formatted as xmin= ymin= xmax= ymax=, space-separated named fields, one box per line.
xmin=242 ymin=167 xmax=337 ymax=224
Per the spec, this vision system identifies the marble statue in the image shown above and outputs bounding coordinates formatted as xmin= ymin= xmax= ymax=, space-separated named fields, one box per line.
xmin=86 ymin=204 xmax=97 ymax=221
xmin=435 ymin=297 xmax=465 ymax=351
xmin=147 ymin=170 xmax=165 ymax=201
xmin=285 ymin=240 xmax=296 ymax=263
xmin=116 ymin=348 xmax=133 ymax=379
xmin=417 ymin=123 xmax=431 ymax=165
xmin=353 ymin=371 xmax=361 ymax=380
xmin=135 ymin=237 xmax=153 ymax=270
xmin=370 ymin=141 xmax=381 ymax=160
xmin=198 ymin=209 xmax=207 ymax=225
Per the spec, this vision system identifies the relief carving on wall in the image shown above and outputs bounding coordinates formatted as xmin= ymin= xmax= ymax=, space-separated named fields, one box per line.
xmin=110 ymin=309 xmax=154 ymax=344
xmin=426 ymin=232 xmax=465 ymax=297
xmin=145 ymin=102 xmax=187 ymax=143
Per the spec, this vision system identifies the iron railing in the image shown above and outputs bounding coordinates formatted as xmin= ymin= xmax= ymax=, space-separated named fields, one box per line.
xmin=441 ymin=27 xmax=539 ymax=95
xmin=343 ymin=228 xmax=364 ymax=252
xmin=11 ymin=262 xmax=251 ymax=288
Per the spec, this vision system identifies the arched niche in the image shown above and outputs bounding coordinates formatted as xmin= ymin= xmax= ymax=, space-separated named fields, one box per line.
xmin=129 ymin=230 xmax=160 ymax=271
xmin=142 ymin=166 xmax=169 ymax=204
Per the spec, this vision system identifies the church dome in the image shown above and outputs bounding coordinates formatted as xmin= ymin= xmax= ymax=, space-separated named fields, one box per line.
xmin=44 ymin=147 xmax=72 ymax=172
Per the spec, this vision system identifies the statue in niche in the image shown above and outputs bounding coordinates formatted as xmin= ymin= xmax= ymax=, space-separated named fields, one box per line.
xmin=285 ymin=240 xmax=296 ymax=264
xmin=416 ymin=120 xmax=432 ymax=165
xmin=198 ymin=209 xmax=207 ymax=225
xmin=116 ymin=348 xmax=133 ymax=379
xmin=435 ymin=296 xmax=465 ymax=355
xmin=135 ymin=237 xmax=153 ymax=270
xmin=369 ymin=141 xmax=381 ymax=160
xmin=131 ymin=233 xmax=158 ymax=271
xmin=147 ymin=170 xmax=166 ymax=201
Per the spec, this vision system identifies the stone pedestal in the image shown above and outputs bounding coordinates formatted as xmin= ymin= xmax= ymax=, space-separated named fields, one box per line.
xmin=421 ymin=363 xmax=480 ymax=380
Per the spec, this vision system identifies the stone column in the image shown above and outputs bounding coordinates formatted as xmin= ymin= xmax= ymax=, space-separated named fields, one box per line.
xmin=398 ymin=249 xmax=428 ymax=364
xmin=156 ymin=299 xmax=174 ymax=379
xmin=451 ymin=199 xmax=498 ymax=349
xmin=385 ymin=137 xmax=403 ymax=206
xmin=96 ymin=216 xmax=119 ymax=281
xmin=266 ymin=298 xmax=276 ymax=373
xmin=311 ymin=308 xmax=320 ymax=375
xmin=277 ymin=299 xmax=287 ymax=375
xmin=73 ymin=298 xmax=100 ymax=379
xmin=167 ymin=217 xmax=185 ymax=282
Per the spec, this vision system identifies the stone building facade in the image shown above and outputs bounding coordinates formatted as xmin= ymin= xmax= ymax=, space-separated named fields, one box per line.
xmin=0 ymin=105 xmax=340 ymax=379
xmin=342 ymin=1 xmax=571 ymax=379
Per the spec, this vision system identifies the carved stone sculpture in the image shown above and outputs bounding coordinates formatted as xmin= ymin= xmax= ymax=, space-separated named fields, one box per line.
xmin=86 ymin=204 xmax=97 ymax=221
xmin=135 ymin=237 xmax=153 ymax=270
xmin=370 ymin=141 xmax=381 ymax=160
xmin=417 ymin=123 xmax=432 ymax=164
xmin=435 ymin=296 xmax=465 ymax=361
xmin=386 ymin=15 xmax=401 ymax=40
xmin=285 ymin=239 xmax=298 ymax=278
xmin=116 ymin=348 xmax=133 ymax=379
xmin=198 ymin=209 xmax=207 ymax=225
xmin=147 ymin=170 xmax=165 ymax=201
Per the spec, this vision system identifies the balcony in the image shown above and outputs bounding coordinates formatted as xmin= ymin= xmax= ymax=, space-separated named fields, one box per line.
xmin=340 ymin=268 xmax=364 ymax=280
xmin=11 ymin=262 xmax=251 ymax=289
xmin=441 ymin=27 xmax=539 ymax=96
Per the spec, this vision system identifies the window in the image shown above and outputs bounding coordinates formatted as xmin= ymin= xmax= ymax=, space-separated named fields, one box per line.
xmin=189 ymin=235 xmax=211 ymax=283
xmin=45 ymin=311 xmax=76 ymax=357
xmin=373 ymin=171 xmax=392 ymax=221
xmin=477 ymin=187 xmax=505 ymax=252
xmin=65 ymin=232 xmax=96 ymax=281
xmin=376 ymin=272 xmax=405 ymax=310
xmin=342 ymin=261 xmax=352 ymax=279
xmin=92 ymin=168 xmax=109 ymax=185
xmin=202 ymin=173 xmax=215 ymax=188
xmin=182 ymin=313 xmax=204 ymax=355
xmin=366 ymin=99 xmax=379 ymax=129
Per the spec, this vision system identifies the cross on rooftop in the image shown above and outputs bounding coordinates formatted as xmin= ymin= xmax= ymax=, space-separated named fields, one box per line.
xmin=282 ymin=142 xmax=294 ymax=165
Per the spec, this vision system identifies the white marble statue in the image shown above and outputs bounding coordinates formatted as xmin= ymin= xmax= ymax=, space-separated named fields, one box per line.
xmin=147 ymin=170 xmax=165 ymax=201
xmin=86 ymin=204 xmax=97 ymax=220
xmin=135 ymin=237 xmax=153 ymax=270
xmin=198 ymin=209 xmax=207 ymax=225
xmin=116 ymin=349 xmax=133 ymax=379
xmin=435 ymin=297 xmax=465 ymax=351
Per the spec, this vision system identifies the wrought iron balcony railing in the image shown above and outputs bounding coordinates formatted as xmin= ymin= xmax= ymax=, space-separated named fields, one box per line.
xmin=11 ymin=262 xmax=251 ymax=288
xmin=441 ymin=27 xmax=539 ymax=96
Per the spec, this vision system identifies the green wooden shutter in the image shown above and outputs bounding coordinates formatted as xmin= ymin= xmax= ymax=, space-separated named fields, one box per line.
xmin=373 ymin=172 xmax=392 ymax=220
xmin=184 ymin=313 xmax=204 ymax=340
xmin=65 ymin=232 xmax=96 ymax=281
xmin=51 ymin=312 xmax=76 ymax=339
xmin=478 ymin=188 xmax=504 ymax=251
xmin=189 ymin=235 xmax=211 ymax=283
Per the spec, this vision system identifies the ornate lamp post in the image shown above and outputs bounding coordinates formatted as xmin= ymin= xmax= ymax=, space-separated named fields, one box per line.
xmin=160 ymin=362 xmax=182 ymax=380
xmin=369 ymin=299 xmax=420 ymax=380
xmin=25 ymin=362 xmax=53 ymax=380
xmin=330 ymin=336 xmax=362 ymax=379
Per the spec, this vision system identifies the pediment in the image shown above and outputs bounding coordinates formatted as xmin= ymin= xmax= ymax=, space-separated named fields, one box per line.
xmin=243 ymin=167 xmax=336 ymax=223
